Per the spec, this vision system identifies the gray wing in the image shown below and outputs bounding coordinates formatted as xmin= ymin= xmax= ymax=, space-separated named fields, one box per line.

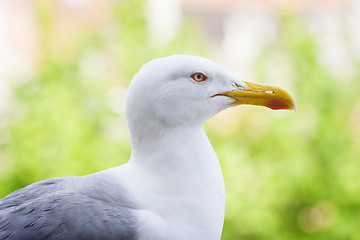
xmin=0 ymin=176 xmax=140 ymax=240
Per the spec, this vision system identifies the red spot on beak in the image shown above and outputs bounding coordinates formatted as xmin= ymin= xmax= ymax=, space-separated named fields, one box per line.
xmin=266 ymin=99 xmax=290 ymax=110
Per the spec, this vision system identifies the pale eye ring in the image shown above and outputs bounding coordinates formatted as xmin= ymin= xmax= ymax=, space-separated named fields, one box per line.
xmin=191 ymin=72 xmax=207 ymax=82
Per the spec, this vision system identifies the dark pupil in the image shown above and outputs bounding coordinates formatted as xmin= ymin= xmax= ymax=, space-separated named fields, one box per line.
xmin=197 ymin=75 xmax=202 ymax=79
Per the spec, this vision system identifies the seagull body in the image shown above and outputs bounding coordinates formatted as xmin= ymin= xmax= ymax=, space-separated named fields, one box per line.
xmin=0 ymin=55 xmax=295 ymax=240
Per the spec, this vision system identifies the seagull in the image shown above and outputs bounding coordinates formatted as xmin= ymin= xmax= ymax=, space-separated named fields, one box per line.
xmin=0 ymin=55 xmax=295 ymax=240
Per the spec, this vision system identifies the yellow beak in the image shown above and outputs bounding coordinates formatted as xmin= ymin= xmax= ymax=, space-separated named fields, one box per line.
xmin=219 ymin=81 xmax=296 ymax=110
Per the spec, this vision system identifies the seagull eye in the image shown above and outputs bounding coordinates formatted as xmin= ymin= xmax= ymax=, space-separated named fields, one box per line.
xmin=191 ymin=72 xmax=207 ymax=82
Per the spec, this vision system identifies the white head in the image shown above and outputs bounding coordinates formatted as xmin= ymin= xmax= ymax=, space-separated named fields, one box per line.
xmin=126 ymin=55 xmax=295 ymax=140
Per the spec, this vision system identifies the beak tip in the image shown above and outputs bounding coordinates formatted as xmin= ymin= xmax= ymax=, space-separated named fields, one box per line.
xmin=293 ymin=104 xmax=297 ymax=112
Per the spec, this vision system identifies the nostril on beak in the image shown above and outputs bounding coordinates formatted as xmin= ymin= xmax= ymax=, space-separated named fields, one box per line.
xmin=231 ymin=82 xmax=243 ymax=89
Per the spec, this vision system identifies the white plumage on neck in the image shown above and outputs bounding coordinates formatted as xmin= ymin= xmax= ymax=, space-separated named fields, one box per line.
xmin=109 ymin=126 xmax=225 ymax=239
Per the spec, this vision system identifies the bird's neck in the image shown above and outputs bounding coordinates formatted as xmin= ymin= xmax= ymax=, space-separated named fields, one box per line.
xmin=129 ymin=126 xmax=222 ymax=182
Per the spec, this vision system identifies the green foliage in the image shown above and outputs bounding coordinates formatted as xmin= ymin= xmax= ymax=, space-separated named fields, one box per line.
xmin=1 ymin=2 xmax=359 ymax=239
xmin=213 ymin=13 xmax=360 ymax=240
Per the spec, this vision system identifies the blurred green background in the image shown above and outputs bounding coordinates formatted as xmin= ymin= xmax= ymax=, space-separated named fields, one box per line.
xmin=0 ymin=0 xmax=359 ymax=239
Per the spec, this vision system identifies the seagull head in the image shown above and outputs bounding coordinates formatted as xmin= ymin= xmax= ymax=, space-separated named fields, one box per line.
xmin=126 ymin=55 xmax=295 ymax=133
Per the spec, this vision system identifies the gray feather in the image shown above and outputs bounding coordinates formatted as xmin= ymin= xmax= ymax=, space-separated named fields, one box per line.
xmin=0 ymin=176 xmax=140 ymax=240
